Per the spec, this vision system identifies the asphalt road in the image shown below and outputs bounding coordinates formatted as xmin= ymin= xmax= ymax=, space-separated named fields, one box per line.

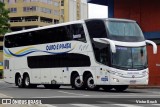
xmin=0 ymin=80 xmax=160 ymax=107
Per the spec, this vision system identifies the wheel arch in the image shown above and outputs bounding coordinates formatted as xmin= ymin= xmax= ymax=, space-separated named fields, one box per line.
xmin=70 ymin=71 xmax=79 ymax=84
xmin=83 ymin=71 xmax=92 ymax=80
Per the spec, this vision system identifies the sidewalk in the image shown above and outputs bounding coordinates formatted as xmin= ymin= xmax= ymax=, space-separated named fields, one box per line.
xmin=129 ymin=85 xmax=160 ymax=89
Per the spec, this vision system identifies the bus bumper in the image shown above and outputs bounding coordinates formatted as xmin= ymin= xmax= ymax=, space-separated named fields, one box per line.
xmin=109 ymin=74 xmax=148 ymax=85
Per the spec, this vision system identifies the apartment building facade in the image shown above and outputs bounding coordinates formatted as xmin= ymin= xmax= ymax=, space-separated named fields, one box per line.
xmin=0 ymin=0 xmax=88 ymax=69
xmin=2 ymin=0 xmax=88 ymax=31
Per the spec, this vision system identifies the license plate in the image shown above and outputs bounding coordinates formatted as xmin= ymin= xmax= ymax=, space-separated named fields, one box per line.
xmin=130 ymin=80 xmax=136 ymax=84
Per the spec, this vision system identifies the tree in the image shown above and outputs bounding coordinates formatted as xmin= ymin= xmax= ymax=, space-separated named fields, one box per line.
xmin=0 ymin=2 xmax=10 ymax=35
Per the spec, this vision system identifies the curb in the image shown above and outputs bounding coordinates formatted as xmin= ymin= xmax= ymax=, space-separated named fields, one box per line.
xmin=129 ymin=86 xmax=160 ymax=89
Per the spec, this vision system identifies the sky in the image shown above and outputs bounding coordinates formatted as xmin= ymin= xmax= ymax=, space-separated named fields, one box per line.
xmin=88 ymin=3 xmax=108 ymax=18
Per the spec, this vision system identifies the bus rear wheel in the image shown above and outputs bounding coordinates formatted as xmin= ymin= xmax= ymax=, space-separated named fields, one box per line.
xmin=24 ymin=74 xmax=31 ymax=88
xmin=84 ymin=74 xmax=99 ymax=90
xmin=72 ymin=74 xmax=84 ymax=90
xmin=114 ymin=85 xmax=128 ymax=92
xmin=17 ymin=75 xmax=24 ymax=88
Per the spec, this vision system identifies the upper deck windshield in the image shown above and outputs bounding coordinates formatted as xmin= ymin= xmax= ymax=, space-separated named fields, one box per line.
xmin=106 ymin=21 xmax=145 ymax=42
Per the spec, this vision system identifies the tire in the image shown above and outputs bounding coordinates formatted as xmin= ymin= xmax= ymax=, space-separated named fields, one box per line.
xmin=102 ymin=85 xmax=113 ymax=91
xmin=17 ymin=75 xmax=24 ymax=88
xmin=44 ymin=84 xmax=60 ymax=89
xmin=71 ymin=74 xmax=85 ymax=90
xmin=23 ymin=74 xmax=31 ymax=88
xmin=114 ymin=85 xmax=128 ymax=92
xmin=84 ymin=74 xmax=99 ymax=90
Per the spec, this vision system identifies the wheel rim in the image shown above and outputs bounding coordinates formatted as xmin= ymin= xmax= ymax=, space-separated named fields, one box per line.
xmin=18 ymin=77 xmax=22 ymax=86
xmin=87 ymin=77 xmax=95 ymax=89
xmin=25 ymin=77 xmax=30 ymax=86
xmin=75 ymin=76 xmax=83 ymax=88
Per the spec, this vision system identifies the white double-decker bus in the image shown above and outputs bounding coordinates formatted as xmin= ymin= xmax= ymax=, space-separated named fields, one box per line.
xmin=3 ymin=18 xmax=157 ymax=91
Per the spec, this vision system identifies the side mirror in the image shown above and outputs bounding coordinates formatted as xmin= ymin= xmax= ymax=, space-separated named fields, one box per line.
xmin=93 ymin=38 xmax=116 ymax=53
xmin=146 ymin=40 xmax=157 ymax=54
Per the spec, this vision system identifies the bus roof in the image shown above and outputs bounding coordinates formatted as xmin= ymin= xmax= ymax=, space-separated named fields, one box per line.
xmin=85 ymin=18 xmax=136 ymax=23
xmin=5 ymin=20 xmax=84 ymax=36
xmin=5 ymin=18 xmax=136 ymax=36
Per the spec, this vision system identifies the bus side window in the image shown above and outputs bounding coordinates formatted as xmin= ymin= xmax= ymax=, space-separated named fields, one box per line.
xmin=71 ymin=24 xmax=86 ymax=42
xmin=4 ymin=60 xmax=9 ymax=69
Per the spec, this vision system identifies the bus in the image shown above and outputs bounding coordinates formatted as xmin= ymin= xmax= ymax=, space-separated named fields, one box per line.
xmin=3 ymin=18 xmax=157 ymax=92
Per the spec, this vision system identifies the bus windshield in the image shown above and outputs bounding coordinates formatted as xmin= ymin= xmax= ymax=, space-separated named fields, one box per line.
xmin=106 ymin=21 xmax=145 ymax=42
xmin=112 ymin=46 xmax=147 ymax=70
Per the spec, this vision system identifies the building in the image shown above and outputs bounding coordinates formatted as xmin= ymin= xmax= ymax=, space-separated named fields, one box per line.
xmin=2 ymin=0 xmax=88 ymax=31
xmin=88 ymin=0 xmax=160 ymax=86
xmin=0 ymin=0 xmax=88 ymax=70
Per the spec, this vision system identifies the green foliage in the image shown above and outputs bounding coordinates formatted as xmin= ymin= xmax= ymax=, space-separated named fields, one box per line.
xmin=0 ymin=2 xmax=10 ymax=35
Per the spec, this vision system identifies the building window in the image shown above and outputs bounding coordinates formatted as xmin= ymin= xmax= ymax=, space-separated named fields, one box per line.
xmin=54 ymin=10 xmax=59 ymax=16
xmin=8 ymin=0 xmax=17 ymax=4
xmin=61 ymin=0 xmax=64 ymax=6
xmin=23 ymin=6 xmax=38 ymax=12
xmin=23 ymin=0 xmax=30 ymax=2
xmin=30 ymin=0 xmax=38 ymax=2
xmin=54 ymin=19 xmax=59 ymax=24
xmin=8 ymin=8 xmax=17 ymax=13
xmin=39 ymin=0 xmax=52 ymax=4
xmin=61 ymin=9 xmax=64 ymax=15
xmin=40 ymin=7 xmax=52 ymax=14
xmin=53 ymin=1 xmax=59 ymax=7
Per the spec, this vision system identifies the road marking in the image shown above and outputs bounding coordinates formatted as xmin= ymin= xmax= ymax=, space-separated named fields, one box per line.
xmin=71 ymin=104 xmax=100 ymax=107
xmin=113 ymin=104 xmax=143 ymax=107
xmin=33 ymin=96 xmax=89 ymax=98
xmin=152 ymin=104 xmax=160 ymax=106
xmin=38 ymin=104 xmax=57 ymax=107
xmin=142 ymin=90 xmax=160 ymax=94
xmin=0 ymin=93 xmax=13 ymax=98
xmin=89 ymin=94 xmax=160 ymax=97
xmin=58 ymin=91 xmax=89 ymax=96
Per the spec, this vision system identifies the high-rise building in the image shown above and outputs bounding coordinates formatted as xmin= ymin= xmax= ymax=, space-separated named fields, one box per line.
xmin=2 ymin=0 xmax=88 ymax=31
xmin=0 ymin=0 xmax=88 ymax=69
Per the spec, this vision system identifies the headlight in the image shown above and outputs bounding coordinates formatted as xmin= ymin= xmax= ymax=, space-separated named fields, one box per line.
xmin=113 ymin=78 xmax=119 ymax=82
